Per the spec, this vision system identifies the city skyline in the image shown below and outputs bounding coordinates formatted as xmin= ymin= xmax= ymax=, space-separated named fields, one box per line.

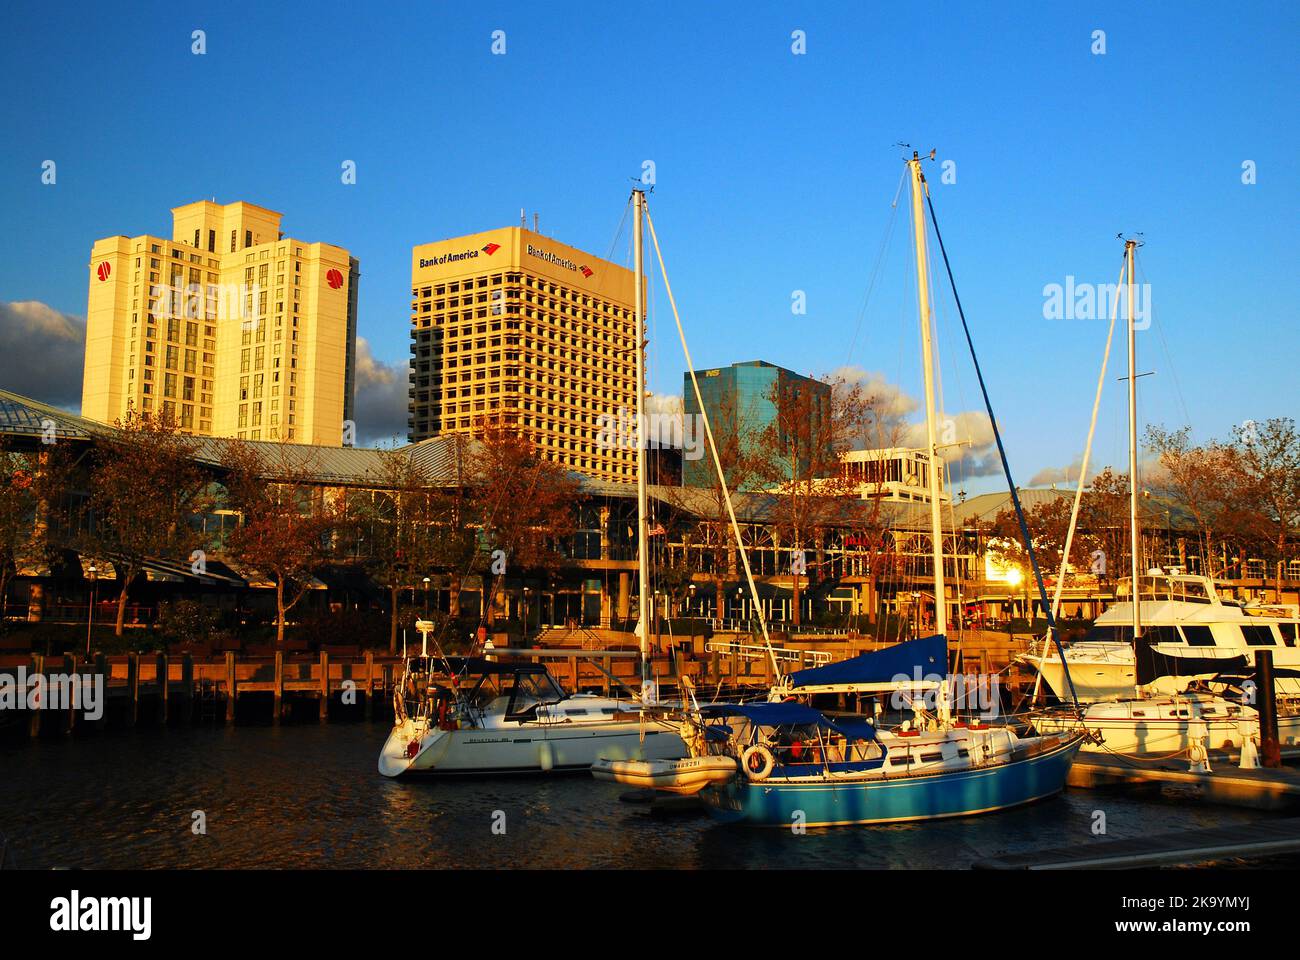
xmin=1 ymin=2 xmax=1295 ymax=493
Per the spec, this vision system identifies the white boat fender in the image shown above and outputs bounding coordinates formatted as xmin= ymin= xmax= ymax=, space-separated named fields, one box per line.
xmin=742 ymin=744 xmax=775 ymax=781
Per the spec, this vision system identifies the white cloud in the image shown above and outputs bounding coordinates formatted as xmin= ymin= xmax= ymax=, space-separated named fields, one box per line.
xmin=351 ymin=337 xmax=408 ymax=447
xmin=830 ymin=364 xmax=1001 ymax=479
xmin=0 ymin=300 xmax=86 ymax=410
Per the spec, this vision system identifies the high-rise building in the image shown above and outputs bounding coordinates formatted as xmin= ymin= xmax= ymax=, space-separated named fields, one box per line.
xmin=682 ymin=360 xmax=831 ymax=488
xmin=82 ymin=200 xmax=357 ymax=446
xmin=408 ymin=226 xmax=639 ymax=482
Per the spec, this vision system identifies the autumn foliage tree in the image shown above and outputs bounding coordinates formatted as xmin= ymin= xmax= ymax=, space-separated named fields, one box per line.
xmin=664 ymin=388 xmax=761 ymax=620
xmin=752 ymin=375 xmax=870 ymax=626
xmin=355 ymin=444 xmax=476 ymax=653
xmin=1233 ymin=417 xmax=1300 ymax=600
xmin=84 ymin=409 xmax=212 ymax=636
xmin=469 ymin=423 xmax=580 ymax=628
xmin=0 ymin=439 xmax=71 ymax=622
xmin=220 ymin=440 xmax=341 ymax=648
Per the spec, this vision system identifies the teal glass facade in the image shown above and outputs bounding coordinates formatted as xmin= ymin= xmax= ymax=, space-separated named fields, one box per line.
xmin=682 ymin=360 xmax=829 ymax=489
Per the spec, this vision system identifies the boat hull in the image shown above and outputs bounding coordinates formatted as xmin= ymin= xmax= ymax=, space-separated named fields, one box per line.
xmin=699 ymin=736 xmax=1083 ymax=827
xmin=379 ymin=719 xmax=686 ymax=778
xmin=1036 ymin=712 xmax=1300 ymax=756
xmin=591 ymin=755 xmax=738 ymax=794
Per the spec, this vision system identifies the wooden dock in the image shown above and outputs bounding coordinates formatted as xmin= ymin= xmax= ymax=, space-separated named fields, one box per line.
xmin=1069 ymin=749 xmax=1300 ymax=811
xmin=0 ymin=646 xmax=776 ymax=735
xmin=975 ymin=817 xmax=1300 ymax=869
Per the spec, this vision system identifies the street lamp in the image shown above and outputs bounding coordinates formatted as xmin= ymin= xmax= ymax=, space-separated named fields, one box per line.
xmin=85 ymin=564 xmax=98 ymax=656
xmin=422 ymin=576 xmax=431 ymax=615
xmin=523 ymin=586 xmax=532 ymax=643
xmin=688 ymin=582 xmax=696 ymax=616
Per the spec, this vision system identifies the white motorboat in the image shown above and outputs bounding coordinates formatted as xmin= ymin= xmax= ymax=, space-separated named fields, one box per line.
xmin=378 ymin=656 xmax=685 ymax=778
xmin=1028 ymin=570 xmax=1300 ymax=703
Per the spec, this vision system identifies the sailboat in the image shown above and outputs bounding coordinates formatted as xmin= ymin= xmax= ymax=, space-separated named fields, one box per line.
xmin=376 ymin=189 xmax=687 ymax=778
xmin=1022 ymin=239 xmax=1296 ymax=756
xmin=594 ymin=152 xmax=1085 ymax=825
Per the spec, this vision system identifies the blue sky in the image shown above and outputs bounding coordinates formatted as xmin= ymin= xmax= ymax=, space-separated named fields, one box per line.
xmin=1 ymin=0 xmax=1295 ymax=489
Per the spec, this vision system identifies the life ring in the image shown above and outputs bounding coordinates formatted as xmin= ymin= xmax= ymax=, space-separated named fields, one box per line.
xmin=742 ymin=744 xmax=775 ymax=781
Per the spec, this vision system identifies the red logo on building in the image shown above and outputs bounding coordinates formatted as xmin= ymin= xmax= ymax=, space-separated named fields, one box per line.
xmin=326 ymin=268 xmax=344 ymax=289
xmin=96 ymin=261 xmax=111 ymax=282
xmin=482 ymin=242 xmax=501 ymax=255
xmin=579 ymin=265 xmax=593 ymax=278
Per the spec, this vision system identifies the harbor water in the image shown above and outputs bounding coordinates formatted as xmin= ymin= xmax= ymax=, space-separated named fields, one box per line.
xmin=0 ymin=721 xmax=1273 ymax=869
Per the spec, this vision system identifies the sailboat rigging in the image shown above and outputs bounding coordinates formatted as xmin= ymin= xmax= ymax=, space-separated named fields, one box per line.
xmin=595 ymin=152 xmax=1087 ymax=824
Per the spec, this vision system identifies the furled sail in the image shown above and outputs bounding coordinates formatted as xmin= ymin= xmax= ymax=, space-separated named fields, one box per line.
xmin=785 ymin=634 xmax=948 ymax=691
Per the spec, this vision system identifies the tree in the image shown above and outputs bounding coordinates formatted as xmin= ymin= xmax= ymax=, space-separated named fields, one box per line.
xmin=468 ymin=424 xmax=580 ymax=629
xmin=83 ymin=409 xmax=212 ymax=636
xmin=839 ymin=404 xmax=909 ymax=624
xmin=1144 ymin=425 xmax=1242 ymax=577
xmin=1233 ymin=417 xmax=1300 ymax=600
xmin=1079 ymin=467 xmax=1131 ymax=583
xmin=663 ymin=388 xmax=761 ymax=621
xmin=220 ymin=440 xmax=341 ymax=649
xmin=986 ymin=494 xmax=1102 ymax=593
xmin=752 ymin=375 xmax=870 ymax=625
xmin=0 ymin=440 xmax=70 ymax=623
xmin=355 ymin=445 xmax=476 ymax=653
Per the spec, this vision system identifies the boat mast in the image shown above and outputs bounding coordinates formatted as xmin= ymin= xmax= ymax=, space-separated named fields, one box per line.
xmin=908 ymin=151 xmax=947 ymax=637
xmin=1125 ymin=238 xmax=1141 ymax=640
xmin=633 ymin=188 xmax=651 ymax=685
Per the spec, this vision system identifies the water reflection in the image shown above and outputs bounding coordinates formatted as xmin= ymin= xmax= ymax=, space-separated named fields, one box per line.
xmin=0 ymin=723 xmax=1267 ymax=869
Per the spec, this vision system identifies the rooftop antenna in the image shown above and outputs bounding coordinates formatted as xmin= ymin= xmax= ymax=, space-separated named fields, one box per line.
xmin=534 ymin=212 xmax=539 ymax=232
xmin=520 ymin=208 xmax=526 ymax=228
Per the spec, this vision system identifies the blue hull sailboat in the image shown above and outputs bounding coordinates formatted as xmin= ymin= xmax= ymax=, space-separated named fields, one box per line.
xmin=703 ymin=738 xmax=1081 ymax=827
xmin=692 ymin=638 xmax=1084 ymax=827
xmin=593 ymin=152 xmax=1089 ymax=827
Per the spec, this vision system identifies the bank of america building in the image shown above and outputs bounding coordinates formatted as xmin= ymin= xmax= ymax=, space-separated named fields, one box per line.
xmin=408 ymin=227 xmax=640 ymax=483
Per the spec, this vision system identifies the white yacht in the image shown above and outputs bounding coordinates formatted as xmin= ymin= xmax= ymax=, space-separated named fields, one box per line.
xmin=1027 ymin=569 xmax=1300 ymax=703
xmin=1034 ymin=687 xmax=1300 ymax=755
xmin=378 ymin=656 xmax=685 ymax=778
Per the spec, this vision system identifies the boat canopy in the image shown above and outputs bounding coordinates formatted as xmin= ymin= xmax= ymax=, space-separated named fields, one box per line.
xmin=699 ymin=702 xmax=879 ymax=742
xmin=784 ymin=634 xmax=948 ymax=691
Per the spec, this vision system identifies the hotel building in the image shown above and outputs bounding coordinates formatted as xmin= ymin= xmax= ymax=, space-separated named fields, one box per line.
xmin=82 ymin=200 xmax=358 ymax=446
xmin=408 ymin=226 xmax=639 ymax=482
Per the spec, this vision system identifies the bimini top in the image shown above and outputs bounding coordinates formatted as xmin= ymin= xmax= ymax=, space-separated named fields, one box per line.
xmin=699 ymin=702 xmax=879 ymax=742
xmin=784 ymin=634 xmax=948 ymax=690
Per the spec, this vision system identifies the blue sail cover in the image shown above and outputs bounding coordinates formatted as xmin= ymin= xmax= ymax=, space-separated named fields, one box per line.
xmin=785 ymin=634 xmax=948 ymax=689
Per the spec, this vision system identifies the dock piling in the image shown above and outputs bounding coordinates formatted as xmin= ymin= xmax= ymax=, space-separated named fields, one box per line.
xmin=1257 ymin=650 xmax=1281 ymax=768
xmin=127 ymin=652 xmax=140 ymax=726
xmin=363 ymin=651 xmax=374 ymax=720
xmin=180 ymin=654 xmax=193 ymax=724
xmin=157 ymin=653 xmax=169 ymax=725
xmin=318 ymin=650 xmax=329 ymax=723
xmin=63 ymin=654 xmax=76 ymax=735
xmin=224 ymin=651 xmax=236 ymax=724
xmin=28 ymin=654 xmax=42 ymax=737
xmin=273 ymin=651 xmax=284 ymax=725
